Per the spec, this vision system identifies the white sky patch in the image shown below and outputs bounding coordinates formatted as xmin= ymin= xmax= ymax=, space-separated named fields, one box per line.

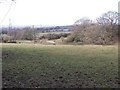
xmin=0 ymin=0 xmax=119 ymax=26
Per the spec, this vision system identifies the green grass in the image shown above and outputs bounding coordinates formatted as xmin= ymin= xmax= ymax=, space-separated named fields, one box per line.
xmin=2 ymin=43 xmax=118 ymax=88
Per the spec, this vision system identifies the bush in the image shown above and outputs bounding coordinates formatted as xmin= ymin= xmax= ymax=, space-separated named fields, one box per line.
xmin=65 ymin=35 xmax=75 ymax=42
xmin=67 ymin=24 xmax=118 ymax=45
xmin=39 ymin=33 xmax=70 ymax=40
xmin=22 ymin=29 xmax=35 ymax=40
xmin=1 ymin=34 xmax=12 ymax=43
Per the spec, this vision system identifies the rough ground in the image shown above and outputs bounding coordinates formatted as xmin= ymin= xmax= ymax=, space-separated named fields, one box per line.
xmin=2 ymin=44 xmax=119 ymax=88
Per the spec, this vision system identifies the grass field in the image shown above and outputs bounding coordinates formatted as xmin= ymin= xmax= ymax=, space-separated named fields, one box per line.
xmin=38 ymin=31 xmax=71 ymax=36
xmin=2 ymin=43 xmax=118 ymax=88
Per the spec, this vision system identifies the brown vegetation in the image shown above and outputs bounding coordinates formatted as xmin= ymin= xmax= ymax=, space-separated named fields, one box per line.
xmin=66 ymin=11 xmax=119 ymax=45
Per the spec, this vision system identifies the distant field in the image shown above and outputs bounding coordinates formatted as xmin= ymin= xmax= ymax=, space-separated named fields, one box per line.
xmin=2 ymin=44 xmax=118 ymax=88
xmin=38 ymin=31 xmax=71 ymax=36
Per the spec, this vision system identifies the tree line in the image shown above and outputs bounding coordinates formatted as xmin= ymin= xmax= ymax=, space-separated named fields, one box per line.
xmin=0 ymin=11 xmax=119 ymax=45
xmin=65 ymin=11 xmax=119 ymax=45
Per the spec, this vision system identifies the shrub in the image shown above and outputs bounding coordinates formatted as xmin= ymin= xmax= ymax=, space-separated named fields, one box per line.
xmin=39 ymin=33 xmax=71 ymax=40
xmin=65 ymin=35 xmax=75 ymax=42
xmin=67 ymin=24 xmax=118 ymax=45
xmin=1 ymin=34 xmax=12 ymax=43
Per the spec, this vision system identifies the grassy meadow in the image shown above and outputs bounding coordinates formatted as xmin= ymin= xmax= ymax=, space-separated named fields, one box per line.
xmin=2 ymin=43 xmax=118 ymax=88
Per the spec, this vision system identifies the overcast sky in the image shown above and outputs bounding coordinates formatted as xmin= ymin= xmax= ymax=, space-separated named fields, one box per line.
xmin=0 ymin=0 xmax=119 ymax=26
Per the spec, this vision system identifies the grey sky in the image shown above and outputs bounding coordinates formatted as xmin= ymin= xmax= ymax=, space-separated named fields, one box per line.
xmin=0 ymin=0 xmax=119 ymax=26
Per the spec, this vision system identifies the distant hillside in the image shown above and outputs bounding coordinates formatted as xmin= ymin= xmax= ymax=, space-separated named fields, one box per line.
xmin=36 ymin=25 xmax=73 ymax=33
xmin=0 ymin=25 xmax=74 ymax=33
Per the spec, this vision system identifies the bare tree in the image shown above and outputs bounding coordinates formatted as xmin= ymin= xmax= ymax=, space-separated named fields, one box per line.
xmin=74 ymin=17 xmax=93 ymax=25
xmin=96 ymin=11 xmax=118 ymax=26
xmin=67 ymin=11 xmax=118 ymax=45
xmin=97 ymin=11 xmax=119 ymax=36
